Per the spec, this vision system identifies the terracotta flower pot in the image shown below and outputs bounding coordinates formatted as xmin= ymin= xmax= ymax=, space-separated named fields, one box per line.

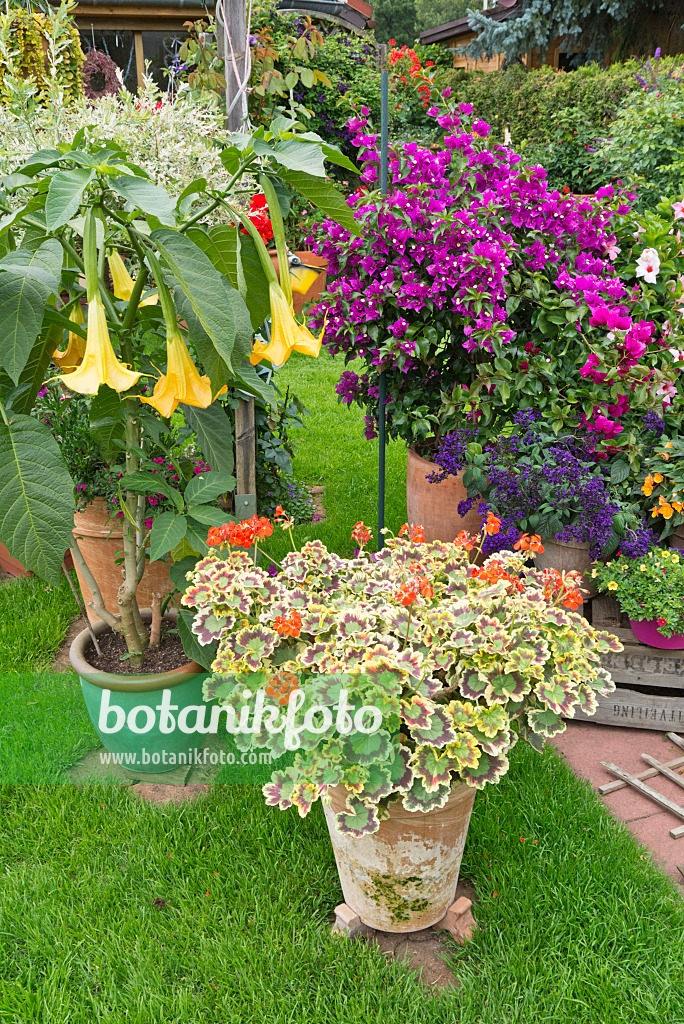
xmin=533 ymin=537 xmax=597 ymax=598
xmin=406 ymin=447 xmax=482 ymax=544
xmin=71 ymin=498 xmax=174 ymax=625
xmin=323 ymin=782 xmax=476 ymax=932
xmin=70 ymin=614 xmax=207 ymax=773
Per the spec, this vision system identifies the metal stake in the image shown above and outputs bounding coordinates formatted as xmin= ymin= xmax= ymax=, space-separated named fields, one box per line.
xmin=377 ymin=67 xmax=389 ymax=551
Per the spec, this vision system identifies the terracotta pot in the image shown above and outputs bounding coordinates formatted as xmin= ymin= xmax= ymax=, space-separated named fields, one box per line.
xmin=406 ymin=447 xmax=482 ymax=543
xmin=323 ymin=782 xmax=476 ymax=932
xmin=0 ymin=542 xmax=73 ymax=578
xmin=70 ymin=612 xmax=207 ymax=774
xmin=533 ymin=537 xmax=597 ymax=598
xmin=71 ymin=498 xmax=174 ymax=625
xmin=269 ymin=250 xmax=327 ymax=315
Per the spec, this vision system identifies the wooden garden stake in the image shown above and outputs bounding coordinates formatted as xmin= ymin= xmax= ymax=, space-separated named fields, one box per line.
xmin=235 ymin=396 xmax=257 ymax=519
xmin=61 ymin=561 xmax=102 ymax=657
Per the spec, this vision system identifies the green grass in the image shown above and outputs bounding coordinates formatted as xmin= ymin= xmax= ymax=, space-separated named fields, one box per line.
xmin=2 ymin=356 xmax=684 ymax=1021
xmin=0 ymin=571 xmax=80 ymax=671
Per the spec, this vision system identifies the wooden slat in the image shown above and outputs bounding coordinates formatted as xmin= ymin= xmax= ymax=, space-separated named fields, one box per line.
xmin=573 ymin=687 xmax=684 ymax=731
xmin=598 ymin=637 xmax=684 ymax=691
xmin=641 ymin=754 xmax=684 ymax=791
xmin=590 ymin=594 xmax=622 ymax=629
xmin=601 ymin=761 xmax=684 ymax=837
xmin=598 ymin=753 xmax=684 ymax=794
xmin=667 ymin=732 xmax=684 ymax=752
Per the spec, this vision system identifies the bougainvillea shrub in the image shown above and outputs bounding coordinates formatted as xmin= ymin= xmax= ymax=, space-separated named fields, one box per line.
xmin=184 ymin=519 xmax=620 ymax=836
xmin=309 ymin=97 xmax=684 ymax=458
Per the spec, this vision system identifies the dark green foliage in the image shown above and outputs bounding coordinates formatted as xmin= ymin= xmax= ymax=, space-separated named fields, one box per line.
xmin=415 ymin=0 xmax=471 ymax=34
xmin=466 ymin=0 xmax=684 ymax=65
xmin=373 ymin=0 xmax=418 ymax=45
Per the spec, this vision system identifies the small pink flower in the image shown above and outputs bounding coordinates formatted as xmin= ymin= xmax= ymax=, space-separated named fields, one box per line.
xmin=144 ymin=517 xmax=153 ymax=529
xmin=672 ymin=201 xmax=684 ymax=221
xmin=658 ymin=618 xmax=667 ymax=627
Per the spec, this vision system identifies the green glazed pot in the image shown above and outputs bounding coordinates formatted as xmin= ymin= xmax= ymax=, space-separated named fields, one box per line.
xmin=70 ymin=616 xmax=208 ymax=774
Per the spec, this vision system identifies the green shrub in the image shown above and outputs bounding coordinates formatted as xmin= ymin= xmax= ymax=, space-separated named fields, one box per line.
xmin=444 ymin=57 xmax=684 ymax=148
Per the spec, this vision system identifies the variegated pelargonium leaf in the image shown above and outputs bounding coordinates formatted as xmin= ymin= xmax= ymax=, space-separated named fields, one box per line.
xmin=290 ymin=781 xmax=319 ymax=817
xmin=337 ymin=610 xmax=374 ymax=637
xmin=401 ymin=695 xmax=434 ymax=730
xmin=305 ymin=672 xmax=349 ymax=707
xmin=446 ymin=699 xmax=481 ymax=730
xmin=182 ymin=580 xmax=214 ymax=608
xmin=341 ymin=763 xmax=368 ymax=793
xmin=445 ymin=731 xmax=481 ymax=769
xmin=486 ymin=671 xmax=531 ymax=704
xmin=387 ymin=744 xmax=414 ymax=792
xmin=544 ymin=606 xmax=572 ymax=628
xmin=192 ymin=606 xmax=234 ymax=646
xmin=458 ymin=668 xmax=489 ymax=700
xmin=335 ymin=798 xmax=379 ymax=837
xmin=410 ymin=746 xmax=453 ymax=793
xmin=263 ymin=767 xmax=297 ymax=810
xmin=402 ymin=776 xmax=452 ymax=813
xmin=460 ymin=751 xmax=510 ymax=789
xmin=469 ymin=724 xmax=511 ymax=756
xmin=505 ymin=642 xmax=549 ymax=673
xmin=408 ymin=705 xmax=457 ymax=748
xmin=593 ymin=630 xmax=623 ymax=654
xmin=477 ymin=703 xmax=509 ymax=738
xmin=234 ymin=626 xmax=279 ymax=671
xmin=575 ymin=683 xmax=599 ymax=715
xmin=593 ymin=665 xmax=616 ymax=697
xmin=356 ymin=763 xmax=393 ymax=802
xmin=344 ymin=728 xmax=393 ymax=766
xmin=535 ymin=679 xmax=578 ymax=717
xmin=526 ymin=707 xmax=566 ymax=737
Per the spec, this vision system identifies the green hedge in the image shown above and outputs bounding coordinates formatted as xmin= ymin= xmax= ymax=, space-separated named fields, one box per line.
xmin=445 ymin=57 xmax=684 ymax=147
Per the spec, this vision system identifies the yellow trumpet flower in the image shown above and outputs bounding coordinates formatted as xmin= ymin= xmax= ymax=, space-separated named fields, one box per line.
xmin=289 ymin=263 xmax=322 ymax=296
xmin=52 ymin=304 xmax=86 ymax=373
xmin=58 ymin=295 xmax=143 ymax=395
xmin=108 ymin=251 xmax=158 ymax=307
xmin=140 ymin=330 xmax=214 ymax=419
xmin=249 ymin=282 xmax=323 ymax=368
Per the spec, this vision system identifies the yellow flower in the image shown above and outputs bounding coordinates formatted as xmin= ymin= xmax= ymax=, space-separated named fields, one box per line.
xmin=289 ymin=263 xmax=323 ymax=296
xmin=673 ymin=554 xmax=680 ymax=563
xmin=607 ymin=581 xmax=618 ymax=591
xmin=52 ymin=304 xmax=86 ymax=373
xmin=640 ymin=565 xmax=647 ymax=571
xmin=249 ymin=281 xmax=323 ymax=368
xmin=662 ymin=549 xmax=671 ymax=558
xmin=58 ymin=295 xmax=142 ymax=395
xmin=108 ymin=251 xmax=158 ymax=307
xmin=140 ymin=329 xmax=214 ymax=418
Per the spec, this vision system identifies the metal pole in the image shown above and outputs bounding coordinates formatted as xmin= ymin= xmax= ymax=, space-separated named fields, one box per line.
xmin=378 ymin=68 xmax=389 ymax=551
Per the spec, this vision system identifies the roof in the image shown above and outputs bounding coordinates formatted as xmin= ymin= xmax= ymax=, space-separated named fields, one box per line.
xmin=419 ymin=1 xmax=517 ymax=46
xmin=277 ymin=0 xmax=373 ymax=32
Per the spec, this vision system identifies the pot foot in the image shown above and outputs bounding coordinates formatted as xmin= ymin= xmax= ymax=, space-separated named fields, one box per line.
xmin=431 ymin=896 xmax=477 ymax=945
xmin=331 ymin=903 xmax=373 ymax=939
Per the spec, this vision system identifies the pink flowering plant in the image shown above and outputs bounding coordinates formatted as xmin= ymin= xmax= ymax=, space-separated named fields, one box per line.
xmin=182 ymin=519 xmax=621 ymax=835
xmin=309 ymin=97 xmax=684 ymax=465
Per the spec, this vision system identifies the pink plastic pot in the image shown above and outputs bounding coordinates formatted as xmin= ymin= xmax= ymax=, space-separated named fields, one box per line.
xmin=629 ymin=618 xmax=684 ymax=650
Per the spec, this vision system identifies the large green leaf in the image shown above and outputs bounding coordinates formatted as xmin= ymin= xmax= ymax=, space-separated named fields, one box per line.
xmin=89 ymin=386 xmax=125 ymax=465
xmin=45 ymin=168 xmax=94 ymax=231
xmin=149 ymin=511 xmax=187 ymax=561
xmin=278 ymin=167 xmax=361 ymax=236
xmin=0 ymin=240 xmax=62 ymax=383
xmin=183 ymin=403 xmax=235 ymax=476
xmin=187 ymin=504 xmax=234 ymax=528
xmin=110 ymin=176 xmax=176 ymax=227
xmin=0 ymin=321 xmax=62 ymax=416
xmin=177 ymin=607 xmax=217 ymax=670
xmin=191 ymin=225 xmax=271 ymax=332
xmin=0 ymin=414 xmax=75 ymax=582
xmin=185 ymin=471 xmax=235 ymax=506
xmin=152 ymin=229 xmax=237 ymax=370
xmin=270 ymin=139 xmax=326 ymax=177
xmin=176 ymin=292 xmax=231 ymax=397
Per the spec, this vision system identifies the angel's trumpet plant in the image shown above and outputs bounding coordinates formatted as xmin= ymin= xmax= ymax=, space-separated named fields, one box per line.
xmin=52 ymin=303 xmax=86 ymax=373
xmin=108 ymin=250 xmax=158 ymax=306
xmin=58 ymin=213 xmax=142 ymax=395
xmin=139 ymin=252 xmax=216 ymax=419
xmin=234 ymin=176 xmax=323 ymax=369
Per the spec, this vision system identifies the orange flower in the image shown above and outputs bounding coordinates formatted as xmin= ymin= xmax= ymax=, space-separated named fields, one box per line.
xmin=351 ymin=521 xmax=372 ymax=546
xmin=454 ymin=530 xmax=476 ymax=551
xmin=484 ymin=512 xmax=501 ymax=535
xmin=654 ymin=473 xmax=664 ymax=483
xmin=398 ymin=523 xmax=426 ymax=543
xmin=396 ymin=583 xmax=419 ymax=606
xmin=642 ymin=474 xmax=654 ymax=496
xmin=274 ymin=611 xmax=302 ymax=638
xmin=514 ymin=533 xmax=545 ymax=554
xmin=265 ymin=669 xmax=300 ymax=706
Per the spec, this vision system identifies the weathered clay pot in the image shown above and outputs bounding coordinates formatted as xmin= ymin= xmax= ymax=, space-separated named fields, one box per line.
xmin=534 ymin=537 xmax=597 ymax=598
xmin=71 ymin=498 xmax=174 ymax=625
xmin=323 ymin=782 xmax=476 ymax=932
xmin=406 ymin=447 xmax=482 ymax=543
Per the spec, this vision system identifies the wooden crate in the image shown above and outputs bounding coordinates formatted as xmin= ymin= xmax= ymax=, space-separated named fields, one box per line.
xmin=570 ymin=595 xmax=684 ymax=731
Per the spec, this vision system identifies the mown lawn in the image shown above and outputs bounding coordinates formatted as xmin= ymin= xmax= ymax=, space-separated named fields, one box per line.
xmin=1 ymin=353 xmax=684 ymax=1023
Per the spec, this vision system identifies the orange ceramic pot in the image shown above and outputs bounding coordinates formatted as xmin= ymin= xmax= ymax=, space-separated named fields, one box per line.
xmin=71 ymin=498 xmax=174 ymax=625
xmin=406 ymin=447 xmax=483 ymax=543
xmin=269 ymin=250 xmax=327 ymax=315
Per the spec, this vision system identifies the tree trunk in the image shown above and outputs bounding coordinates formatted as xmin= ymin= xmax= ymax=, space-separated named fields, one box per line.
xmin=224 ymin=0 xmax=248 ymax=132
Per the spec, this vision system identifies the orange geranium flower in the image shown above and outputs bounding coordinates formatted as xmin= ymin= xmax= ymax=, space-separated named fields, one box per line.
xmin=274 ymin=611 xmax=302 ymax=638
xmin=454 ymin=530 xmax=476 ymax=551
xmin=514 ymin=533 xmax=545 ymax=554
xmin=399 ymin=523 xmax=426 ymax=543
xmin=484 ymin=512 xmax=501 ymax=535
